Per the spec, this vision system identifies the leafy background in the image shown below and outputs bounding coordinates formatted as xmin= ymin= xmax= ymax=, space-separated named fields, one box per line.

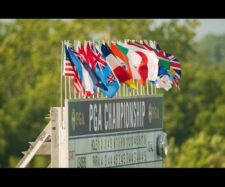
xmin=0 ymin=19 xmax=224 ymax=167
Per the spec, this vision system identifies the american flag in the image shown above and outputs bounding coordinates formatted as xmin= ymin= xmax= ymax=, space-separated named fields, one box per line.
xmin=63 ymin=47 xmax=85 ymax=95
xmin=72 ymin=72 xmax=85 ymax=95
xmin=63 ymin=49 xmax=75 ymax=77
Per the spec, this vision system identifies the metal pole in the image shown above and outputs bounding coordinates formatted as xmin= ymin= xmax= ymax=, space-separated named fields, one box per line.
xmin=143 ymin=84 xmax=145 ymax=96
xmin=61 ymin=40 xmax=65 ymax=132
xmin=61 ymin=40 xmax=64 ymax=116
xmin=64 ymin=41 xmax=69 ymax=100
xmin=67 ymin=42 xmax=71 ymax=99
xmin=72 ymin=80 xmax=76 ymax=100
xmin=129 ymin=85 xmax=132 ymax=96
xmin=73 ymin=41 xmax=77 ymax=100
xmin=151 ymin=82 xmax=153 ymax=95
xmin=147 ymin=80 xmax=149 ymax=95
xmin=67 ymin=40 xmax=71 ymax=100
xmin=68 ymin=77 xmax=71 ymax=99
xmin=76 ymin=40 xmax=81 ymax=100
xmin=136 ymin=81 xmax=139 ymax=96
xmin=125 ymin=85 xmax=128 ymax=97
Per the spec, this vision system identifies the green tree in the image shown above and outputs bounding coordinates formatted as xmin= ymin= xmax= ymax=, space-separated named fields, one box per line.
xmin=0 ymin=19 xmax=201 ymax=167
xmin=193 ymin=34 xmax=225 ymax=66
xmin=163 ymin=58 xmax=225 ymax=167
xmin=165 ymin=132 xmax=225 ymax=167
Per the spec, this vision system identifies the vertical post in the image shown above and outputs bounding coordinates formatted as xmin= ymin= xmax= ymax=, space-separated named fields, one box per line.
xmin=69 ymin=78 xmax=71 ymax=99
xmin=136 ymin=81 xmax=139 ymax=96
xmin=61 ymin=41 xmax=64 ymax=133
xmin=51 ymin=107 xmax=68 ymax=168
xmin=151 ymin=82 xmax=153 ymax=95
xmin=67 ymin=40 xmax=71 ymax=99
xmin=64 ymin=41 xmax=68 ymax=100
xmin=126 ymin=84 xmax=128 ymax=97
xmin=50 ymin=107 xmax=57 ymax=167
xmin=73 ymin=81 xmax=76 ymax=100
xmin=119 ymin=82 xmax=121 ymax=97
xmin=129 ymin=86 xmax=132 ymax=96
xmin=147 ymin=80 xmax=149 ymax=95
xmin=73 ymin=40 xmax=77 ymax=99
xmin=124 ymin=84 xmax=126 ymax=97
xmin=143 ymin=84 xmax=145 ymax=96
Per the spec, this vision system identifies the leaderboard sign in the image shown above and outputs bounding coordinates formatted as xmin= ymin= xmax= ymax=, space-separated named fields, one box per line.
xmin=68 ymin=96 xmax=163 ymax=168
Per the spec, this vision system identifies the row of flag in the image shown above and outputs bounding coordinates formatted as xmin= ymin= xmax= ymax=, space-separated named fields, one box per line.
xmin=63 ymin=40 xmax=181 ymax=98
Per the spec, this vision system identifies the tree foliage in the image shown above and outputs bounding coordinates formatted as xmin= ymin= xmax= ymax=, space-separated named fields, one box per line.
xmin=1 ymin=19 xmax=224 ymax=168
xmin=193 ymin=34 xmax=225 ymax=66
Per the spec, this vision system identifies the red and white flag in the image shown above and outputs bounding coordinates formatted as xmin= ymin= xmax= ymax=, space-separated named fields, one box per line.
xmin=123 ymin=41 xmax=159 ymax=82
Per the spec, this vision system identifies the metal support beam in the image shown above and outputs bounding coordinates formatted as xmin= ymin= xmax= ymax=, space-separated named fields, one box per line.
xmin=16 ymin=122 xmax=51 ymax=168
xmin=36 ymin=142 xmax=51 ymax=155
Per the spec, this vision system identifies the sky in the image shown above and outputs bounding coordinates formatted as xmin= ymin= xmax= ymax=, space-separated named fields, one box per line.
xmin=195 ymin=19 xmax=225 ymax=39
xmin=154 ymin=19 xmax=225 ymax=40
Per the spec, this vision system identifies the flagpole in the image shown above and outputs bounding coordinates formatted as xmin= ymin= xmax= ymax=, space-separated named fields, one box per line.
xmin=119 ymin=81 xmax=121 ymax=98
xmin=147 ymin=80 xmax=149 ymax=95
xmin=141 ymin=39 xmax=145 ymax=99
xmin=72 ymin=80 xmax=76 ymax=100
xmin=136 ymin=81 xmax=139 ymax=96
xmin=64 ymin=41 xmax=68 ymax=100
xmin=125 ymin=85 xmax=128 ymax=97
xmin=121 ymin=39 xmax=128 ymax=98
xmin=143 ymin=84 xmax=145 ymax=96
xmin=142 ymin=43 xmax=146 ymax=96
xmin=91 ymin=40 xmax=97 ymax=99
xmin=73 ymin=40 xmax=76 ymax=100
xmin=122 ymin=84 xmax=124 ymax=97
xmin=130 ymin=83 xmax=132 ymax=97
xmin=99 ymin=40 xmax=104 ymax=99
xmin=65 ymin=74 xmax=67 ymax=99
xmin=61 ymin=40 xmax=64 ymax=128
xmin=72 ymin=40 xmax=76 ymax=100
xmin=68 ymin=40 xmax=71 ymax=100
xmin=68 ymin=76 xmax=71 ymax=100
xmin=153 ymin=84 xmax=155 ymax=95
xmin=151 ymin=82 xmax=153 ymax=95
xmin=118 ymin=40 xmax=122 ymax=98
xmin=76 ymin=40 xmax=81 ymax=100
xmin=149 ymin=39 xmax=155 ymax=96
xmin=116 ymin=88 xmax=118 ymax=98
xmin=73 ymin=78 xmax=75 ymax=99
xmin=122 ymin=40 xmax=126 ymax=97
xmin=67 ymin=40 xmax=70 ymax=98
